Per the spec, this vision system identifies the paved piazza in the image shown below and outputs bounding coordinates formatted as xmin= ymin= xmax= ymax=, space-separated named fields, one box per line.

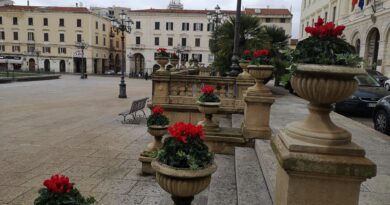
xmin=0 ymin=75 xmax=166 ymax=204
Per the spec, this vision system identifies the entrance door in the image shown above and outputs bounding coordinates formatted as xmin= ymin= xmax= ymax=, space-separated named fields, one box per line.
xmin=134 ymin=53 xmax=145 ymax=74
xmin=366 ymin=28 xmax=380 ymax=69
xmin=60 ymin=60 xmax=66 ymax=72
xmin=44 ymin=60 xmax=50 ymax=72
xmin=28 ymin=58 xmax=35 ymax=72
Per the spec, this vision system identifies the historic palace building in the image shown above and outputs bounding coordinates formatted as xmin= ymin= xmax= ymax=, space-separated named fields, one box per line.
xmin=0 ymin=4 xmax=123 ymax=74
xmin=92 ymin=0 xmax=293 ymax=75
xmin=300 ymin=0 xmax=390 ymax=75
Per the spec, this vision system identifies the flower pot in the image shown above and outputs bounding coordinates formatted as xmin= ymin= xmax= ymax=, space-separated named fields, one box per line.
xmin=152 ymin=160 xmax=217 ymax=205
xmin=156 ymin=57 xmax=169 ymax=74
xmin=146 ymin=125 xmax=168 ymax=151
xmin=286 ymin=64 xmax=366 ymax=146
xmin=238 ymin=60 xmax=252 ymax=79
xmin=197 ymin=101 xmax=221 ymax=132
xmin=246 ymin=65 xmax=273 ymax=96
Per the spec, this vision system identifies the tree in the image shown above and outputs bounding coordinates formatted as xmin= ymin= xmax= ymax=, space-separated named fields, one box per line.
xmin=209 ymin=15 xmax=269 ymax=75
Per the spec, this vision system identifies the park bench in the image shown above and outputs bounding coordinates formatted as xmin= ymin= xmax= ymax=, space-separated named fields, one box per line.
xmin=119 ymin=97 xmax=149 ymax=124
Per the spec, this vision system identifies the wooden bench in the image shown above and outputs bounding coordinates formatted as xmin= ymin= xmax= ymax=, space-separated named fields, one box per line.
xmin=119 ymin=97 xmax=149 ymax=124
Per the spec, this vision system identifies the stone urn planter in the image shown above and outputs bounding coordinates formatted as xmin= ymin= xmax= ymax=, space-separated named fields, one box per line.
xmin=152 ymin=160 xmax=217 ymax=205
xmin=170 ymin=59 xmax=179 ymax=70
xmin=146 ymin=125 xmax=168 ymax=151
xmin=156 ymin=57 xmax=169 ymax=74
xmin=238 ymin=60 xmax=252 ymax=79
xmin=246 ymin=64 xmax=273 ymax=96
xmin=286 ymin=64 xmax=366 ymax=146
xmin=197 ymin=101 xmax=221 ymax=132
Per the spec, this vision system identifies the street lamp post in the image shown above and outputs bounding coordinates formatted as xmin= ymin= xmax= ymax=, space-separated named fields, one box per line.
xmin=110 ymin=10 xmax=133 ymax=99
xmin=207 ymin=5 xmax=225 ymax=29
xmin=75 ymin=40 xmax=89 ymax=79
xmin=229 ymin=0 xmax=242 ymax=77
xmin=174 ymin=44 xmax=184 ymax=69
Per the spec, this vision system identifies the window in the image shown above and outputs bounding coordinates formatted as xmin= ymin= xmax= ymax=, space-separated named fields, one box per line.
xmin=181 ymin=38 xmax=187 ymax=46
xmin=0 ymin=31 xmax=4 ymax=40
xmin=13 ymin=32 xmax=18 ymax=41
xmin=195 ymin=38 xmax=200 ymax=47
xmin=60 ymin=33 xmax=65 ymax=42
xmin=42 ymin=47 xmax=51 ymax=53
xmin=96 ymin=21 xmax=98 ymax=29
xmin=103 ymin=37 xmax=106 ymax=46
xmin=0 ymin=45 xmax=4 ymax=52
xmin=266 ymin=18 xmax=271 ymax=23
xmin=58 ymin=47 xmax=67 ymax=54
xmin=28 ymin=32 xmax=34 ymax=41
xmin=193 ymin=23 xmax=203 ymax=31
xmin=208 ymin=54 xmax=214 ymax=63
xmin=44 ymin=33 xmax=49 ymax=42
xmin=136 ymin=21 xmax=141 ymax=29
xmin=153 ymin=22 xmax=160 ymax=30
xmin=77 ymin=34 xmax=82 ymax=43
xmin=332 ymin=6 xmax=337 ymax=22
xmin=136 ymin=36 xmax=141 ymax=45
xmin=12 ymin=45 xmax=20 ymax=52
xmin=154 ymin=37 xmax=159 ymax=46
xmin=207 ymin=23 xmax=214 ymax=32
xmin=59 ymin=18 xmax=64 ymax=27
xmin=0 ymin=16 xmax=2 ymax=25
xmin=280 ymin=18 xmax=286 ymax=23
xmin=192 ymin=54 xmax=202 ymax=62
xmin=28 ymin=17 xmax=33 ymax=25
xmin=182 ymin=23 xmax=190 ymax=31
xmin=43 ymin=18 xmax=48 ymax=26
xmin=324 ymin=12 xmax=328 ymax=22
xmin=77 ymin=19 xmax=82 ymax=27
xmin=96 ymin=36 xmax=99 ymax=45
xmin=166 ymin=22 xmax=174 ymax=31
xmin=168 ymin=37 xmax=173 ymax=46
xmin=27 ymin=45 xmax=35 ymax=53
xmin=103 ymin=24 xmax=106 ymax=31
xmin=13 ymin=17 xmax=18 ymax=25
xmin=181 ymin=53 xmax=189 ymax=62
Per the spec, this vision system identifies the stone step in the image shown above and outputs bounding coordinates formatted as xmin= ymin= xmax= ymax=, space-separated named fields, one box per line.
xmin=207 ymin=154 xmax=238 ymax=205
xmin=254 ymin=139 xmax=278 ymax=203
xmin=235 ymin=147 xmax=272 ymax=205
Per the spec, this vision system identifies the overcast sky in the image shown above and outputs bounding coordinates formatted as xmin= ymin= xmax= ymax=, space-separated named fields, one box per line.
xmin=14 ymin=0 xmax=302 ymax=38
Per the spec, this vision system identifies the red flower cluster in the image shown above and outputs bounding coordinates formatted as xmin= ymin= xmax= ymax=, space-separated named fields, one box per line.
xmin=157 ymin=48 xmax=167 ymax=53
xmin=171 ymin=52 xmax=178 ymax=58
xmin=305 ymin=17 xmax=345 ymax=38
xmin=168 ymin=122 xmax=204 ymax=143
xmin=152 ymin=107 xmax=164 ymax=115
xmin=43 ymin=175 xmax=73 ymax=194
xmin=253 ymin=49 xmax=270 ymax=58
xmin=201 ymin=85 xmax=215 ymax=95
xmin=244 ymin=50 xmax=251 ymax=55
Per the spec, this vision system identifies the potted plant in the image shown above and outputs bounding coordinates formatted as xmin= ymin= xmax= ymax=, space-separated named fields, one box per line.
xmin=170 ymin=52 xmax=179 ymax=70
xmin=197 ymin=85 xmax=221 ymax=132
xmin=151 ymin=122 xmax=217 ymax=205
xmin=34 ymin=175 xmax=95 ymax=205
xmin=287 ymin=17 xmax=365 ymax=145
xmin=146 ymin=106 xmax=170 ymax=151
xmin=156 ymin=48 xmax=170 ymax=73
xmin=238 ymin=50 xmax=253 ymax=78
xmin=246 ymin=49 xmax=273 ymax=95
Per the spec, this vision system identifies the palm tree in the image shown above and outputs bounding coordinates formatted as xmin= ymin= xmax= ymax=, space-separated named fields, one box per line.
xmin=210 ymin=15 xmax=269 ymax=75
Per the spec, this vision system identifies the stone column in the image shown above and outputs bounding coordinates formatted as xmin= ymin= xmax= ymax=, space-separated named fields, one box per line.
xmin=242 ymin=82 xmax=275 ymax=139
xmin=152 ymin=75 xmax=171 ymax=104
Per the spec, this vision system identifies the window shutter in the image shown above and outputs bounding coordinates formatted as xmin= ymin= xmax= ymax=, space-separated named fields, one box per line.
xmin=193 ymin=23 xmax=196 ymax=31
xmin=182 ymin=23 xmax=184 ymax=31
xmin=200 ymin=24 xmax=203 ymax=31
xmin=166 ymin=22 xmax=169 ymax=30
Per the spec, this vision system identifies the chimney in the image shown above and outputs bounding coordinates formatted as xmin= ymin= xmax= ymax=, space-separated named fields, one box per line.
xmin=27 ymin=0 xmax=30 ymax=6
xmin=76 ymin=2 xmax=78 ymax=7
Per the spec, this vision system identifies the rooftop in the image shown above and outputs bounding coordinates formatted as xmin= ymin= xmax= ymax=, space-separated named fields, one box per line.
xmin=128 ymin=8 xmax=292 ymax=16
xmin=0 ymin=5 xmax=90 ymax=13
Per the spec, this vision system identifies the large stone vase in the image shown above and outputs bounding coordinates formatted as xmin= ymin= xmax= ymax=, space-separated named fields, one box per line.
xmin=152 ymin=160 xmax=217 ymax=205
xmin=246 ymin=65 xmax=273 ymax=96
xmin=146 ymin=125 xmax=168 ymax=151
xmin=286 ymin=64 xmax=366 ymax=146
xmin=156 ymin=57 xmax=169 ymax=74
xmin=197 ymin=101 xmax=221 ymax=132
xmin=170 ymin=59 xmax=179 ymax=71
xmin=237 ymin=60 xmax=252 ymax=79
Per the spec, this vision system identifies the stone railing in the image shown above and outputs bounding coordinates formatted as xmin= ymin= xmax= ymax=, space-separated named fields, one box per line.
xmin=151 ymin=72 xmax=254 ymax=124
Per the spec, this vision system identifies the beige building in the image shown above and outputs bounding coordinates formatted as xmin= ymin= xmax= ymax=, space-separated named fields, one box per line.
xmin=0 ymin=5 xmax=123 ymax=74
xmin=92 ymin=1 xmax=293 ymax=74
xmin=300 ymin=0 xmax=390 ymax=75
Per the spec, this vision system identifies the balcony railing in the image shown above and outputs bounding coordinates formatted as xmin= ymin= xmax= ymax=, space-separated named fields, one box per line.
xmin=130 ymin=44 xmax=145 ymax=49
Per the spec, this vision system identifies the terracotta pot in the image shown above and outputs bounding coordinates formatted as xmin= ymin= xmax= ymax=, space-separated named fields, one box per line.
xmin=197 ymin=101 xmax=220 ymax=132
xmin=246 ymin=65 xmax=273 ymax=95
xmin=156 ymin=57 xmax=169 ymax=74
xmin=152 ymin=160 xmax=217 ymax=205
xmin=286 ymin=64 xmax=366 ymax=146
xmin=146 ymin=125 xmax=168 ymax=151
xmin=238 ymin=60 xmax=252 ymax=79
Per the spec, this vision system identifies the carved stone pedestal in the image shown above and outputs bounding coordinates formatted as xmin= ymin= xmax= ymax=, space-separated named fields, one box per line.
xmin=139 ymin=153 xmax=155 ymax=175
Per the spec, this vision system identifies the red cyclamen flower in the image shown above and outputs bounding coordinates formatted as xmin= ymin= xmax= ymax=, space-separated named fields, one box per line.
xmin=253 ymin=49 xmax=270 ymax=58
xmin=305 ymin=16 xmax=345 ymax=38
xmin=152 ymin=107 xmax=164 ymax=115
xmin=43 ymin=175 xmax=73 ymax=194
xmin=243 ymin=50 xmax=251 ymax=55
xmin=168 ymin=122 xmax=204 ymax=143
xmin=201 ymin=85 xmax=215 ymax=95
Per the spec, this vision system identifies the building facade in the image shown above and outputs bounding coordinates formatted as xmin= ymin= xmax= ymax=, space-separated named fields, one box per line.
xmin=0 ymin=5 xmax=122 ymax=74
xmin=92 ymin=1 xmax=293 ymax=75
xmin=300 ymin=0 xmax=390 ymax=75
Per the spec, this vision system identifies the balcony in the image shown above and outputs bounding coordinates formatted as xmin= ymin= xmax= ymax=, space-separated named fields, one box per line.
xmin=130 ymin=44 xmax=145 ymax=50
